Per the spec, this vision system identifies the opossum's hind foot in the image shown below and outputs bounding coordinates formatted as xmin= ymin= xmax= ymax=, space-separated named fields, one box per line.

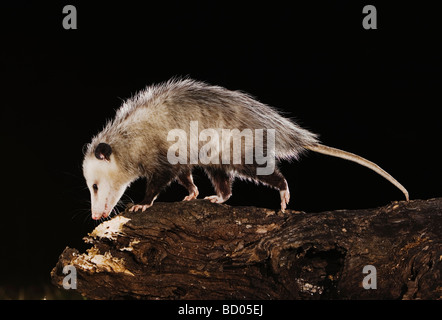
xmin=238 ymin=167 xmax=290 ymax=212
xmin=129 ymin=203 xmax=153 ymax=212
xmin=204 ymin=195 xmax=230 ymax=204
xmin=280 ymin=189 xmax=290 ymax=213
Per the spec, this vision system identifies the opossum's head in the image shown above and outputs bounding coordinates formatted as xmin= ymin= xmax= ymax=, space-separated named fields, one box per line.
xmin=83 ymin=143 xmax=130 ymax=220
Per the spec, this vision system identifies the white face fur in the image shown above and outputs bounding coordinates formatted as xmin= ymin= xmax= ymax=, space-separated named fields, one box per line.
xmin=83 ymin=155 xmax=130 ymax=220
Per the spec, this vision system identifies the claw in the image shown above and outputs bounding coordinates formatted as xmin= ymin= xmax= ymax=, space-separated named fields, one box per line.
xmin=129 ymin=204 xmax=152 ymax=212
xmin=183 ymin=189 xmax=199 ymax=201
xmin=204 ymin=195 xmax=225 ymax=204
xmin=280 ymin=189 xmax=290 ymax=213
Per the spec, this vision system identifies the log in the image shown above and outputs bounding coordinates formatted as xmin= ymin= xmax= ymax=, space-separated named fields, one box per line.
xmin=51 ymin=198 xmax=442 ymax=300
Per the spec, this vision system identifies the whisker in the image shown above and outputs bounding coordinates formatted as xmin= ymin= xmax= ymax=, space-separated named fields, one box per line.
xmin=121 ymin=193 xmax=135 ymax=204
xmin=59 ymin=170 xmax=83 ymax=181
xmin=71 ymin=208 xmax=90 ymax=221
xmin=83 ymin=212 xmax=92 ymax=225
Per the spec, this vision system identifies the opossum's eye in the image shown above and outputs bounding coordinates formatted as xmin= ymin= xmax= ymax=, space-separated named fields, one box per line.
xmin=95 ymin=143 xmax=112 ymax=161
xmin=93 ymin=184 xmax=98 ymax=193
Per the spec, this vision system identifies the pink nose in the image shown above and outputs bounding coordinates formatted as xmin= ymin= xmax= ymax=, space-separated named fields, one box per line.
xmin=92 ymin=211 xmax=109 ymax=220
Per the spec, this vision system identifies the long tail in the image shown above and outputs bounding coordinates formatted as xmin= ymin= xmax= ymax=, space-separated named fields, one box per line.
xmin=306 ymin=143 xmax=409 ymax=201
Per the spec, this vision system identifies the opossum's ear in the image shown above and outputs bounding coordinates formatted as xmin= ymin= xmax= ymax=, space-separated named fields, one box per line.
xmin=95 ymin=143 xmax=112 ymax=161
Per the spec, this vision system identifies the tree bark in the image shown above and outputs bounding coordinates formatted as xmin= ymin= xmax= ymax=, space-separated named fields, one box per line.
xmin=51 ymin=198 xmax=442 ymax=300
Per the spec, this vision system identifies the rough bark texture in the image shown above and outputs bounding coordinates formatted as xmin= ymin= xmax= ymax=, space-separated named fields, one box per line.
xmin=51 ymin=198 xmax=442 ymax=300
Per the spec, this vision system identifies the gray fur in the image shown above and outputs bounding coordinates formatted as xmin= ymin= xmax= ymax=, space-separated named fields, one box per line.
xmin=88 ymin=79 xmax=318 ymax=159
xmin=85 ymin=78 xmax=319 ymax=177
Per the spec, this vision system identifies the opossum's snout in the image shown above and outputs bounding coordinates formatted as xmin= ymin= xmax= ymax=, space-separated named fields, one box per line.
xmin=86 ymin=175 xmax=131 ymax=220
xmin=91 ymin=203 xmax=112 ymax=220
xmin=89 ymin=180 xmax=127 ymax=220
xmin=89 ymin=182 xmax=114 ymax=220
xmin=83 ymin=143 xmax=131 ymax=221
xmin=92 ymin=209 xmax=109 ymax=220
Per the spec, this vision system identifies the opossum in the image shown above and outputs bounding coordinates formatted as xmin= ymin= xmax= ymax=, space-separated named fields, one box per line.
xmin=83 ymin=78 xmax=409 ymax=220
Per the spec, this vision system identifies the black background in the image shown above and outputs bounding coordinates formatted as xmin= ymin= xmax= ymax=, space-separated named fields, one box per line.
xmin=0 ymin=1 xmax=440 ymax=296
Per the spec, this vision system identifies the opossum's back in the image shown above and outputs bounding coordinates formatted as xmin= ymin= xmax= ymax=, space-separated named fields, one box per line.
xmin=162 ymin=81 xmax=319 ymax=158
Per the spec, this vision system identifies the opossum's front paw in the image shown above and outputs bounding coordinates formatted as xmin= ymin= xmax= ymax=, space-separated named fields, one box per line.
xmin=129 ymin=204 xmax=152 ymax=212
xmin=280 ymin=190 xmax=290 ymax=213
xmin=183 ymin=188 xmax=199 ymax=201
xmin=204 ymin=195 xmax=226 ymax=204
